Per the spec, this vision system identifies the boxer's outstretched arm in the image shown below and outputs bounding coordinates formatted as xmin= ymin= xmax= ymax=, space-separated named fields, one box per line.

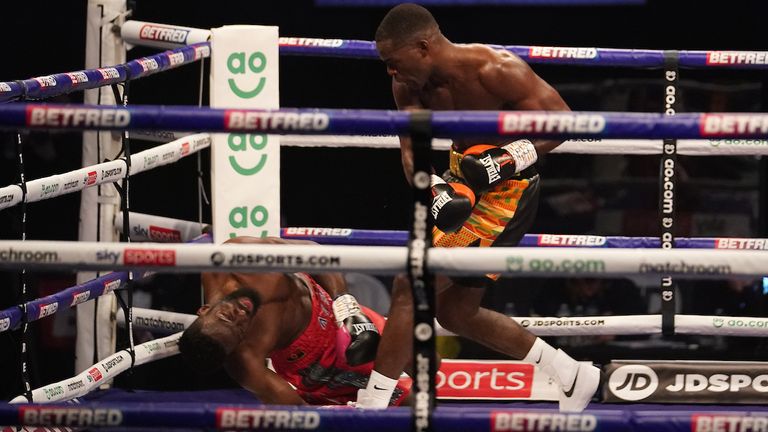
xmin=354 ymin=275 xmax=417 ymax=408
xmin=372 ymin=274 xmax=414 ymax=379
xmin=225 ymin=309 xmax=307 ymax=405
xmin=227 ymin=354 xmax=306 ymax=405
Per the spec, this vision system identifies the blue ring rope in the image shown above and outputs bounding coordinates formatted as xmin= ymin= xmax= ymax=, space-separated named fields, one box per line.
xmin=282 ymin=39 xmax=768 ymax=70
xmin=4 ymin=36 xmax=765 ymax=106
xmin=0 ymin=235 xmax=210 ymax=334
xmin=280 ymin=229 xmax=732 ymax=249
xmin=0 ymin=43 xmax=209 ymax=103
xmin=2 ymin=104 xmax=768 ymax=139
xmin=2 ymin=401 xmax=767 ymax=431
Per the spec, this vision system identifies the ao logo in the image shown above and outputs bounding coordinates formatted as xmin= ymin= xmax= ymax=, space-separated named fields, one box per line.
xmin=228 ymin=134 xmax=268 ymax=175
xmin=225 ymin=57 xmax=271 ymax=237
xmin=227 ymin=51 xmax=266 ymax=98
xmin=229 ymin=205 xmax=269 ymax=239
xmin=608 ymin=365 xmax=658 ymax=401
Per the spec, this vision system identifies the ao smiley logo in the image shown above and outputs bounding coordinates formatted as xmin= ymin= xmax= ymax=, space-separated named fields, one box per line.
xmin=228 ymin=134 xmax=268 ymax=176
xmin=229 ymin=204 xmax=269 ymax=238
xmin=224 ymin=50 xmax=272 ymax=239
xmin=227 ymin=51 xmax=266 ymax=99
xmin=226 ymin=135 xmax=270 ymax=237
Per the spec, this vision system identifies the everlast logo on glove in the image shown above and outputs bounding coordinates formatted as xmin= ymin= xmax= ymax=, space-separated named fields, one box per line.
xmin=351 ymin=323 xmax=377 ymax=334
xmin=459 ymin=140 xmax=537 ymax=193
xmin=604 ymin=360 xmax=768 ymax=403
xmin=429 ymin=175 xmax=475 ymax=233
xmin=332 ymin=293 xmax=380 ymax=366
xmin=431 ymin=191 xmax=453 ymax=219
xmin=480 ymin=154 xmax=502 ymax=183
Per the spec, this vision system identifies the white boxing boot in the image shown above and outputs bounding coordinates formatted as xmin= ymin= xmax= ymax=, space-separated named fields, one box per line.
xmin=541 ymin=349 xmax=601 ymax=412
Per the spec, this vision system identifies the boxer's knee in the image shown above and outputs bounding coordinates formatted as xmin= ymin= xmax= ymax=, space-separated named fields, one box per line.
xmin=436 ymin=292 xmax=478 ymax=334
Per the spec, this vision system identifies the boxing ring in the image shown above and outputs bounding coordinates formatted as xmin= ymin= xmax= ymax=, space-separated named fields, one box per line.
xmin=2 ymin=15 xmax=768 ymax=432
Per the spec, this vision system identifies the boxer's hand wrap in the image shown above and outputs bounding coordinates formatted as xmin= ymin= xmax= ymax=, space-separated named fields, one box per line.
xmin=333 ymin=294 xmax=380 ymax=366
xmin=459 ymin=140 xmax=537 ymax=192
xmin=431 ymin=174 xmax=476 ymax=233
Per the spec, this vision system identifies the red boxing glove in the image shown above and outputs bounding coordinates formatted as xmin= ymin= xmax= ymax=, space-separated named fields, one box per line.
xmin=431 ymin=175 xmax=476 ymax=233
xmin=459 ymin=140 xmax=538 ymax=192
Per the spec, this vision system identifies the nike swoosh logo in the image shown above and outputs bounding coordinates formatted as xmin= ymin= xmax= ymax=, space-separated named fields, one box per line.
xmin=373 ymin=385 xmax=388 ymax=391
xmin=563 ymin=368 xmax=580 ymax=398
xmin=534 ymin=351 xmax=543 ymax=365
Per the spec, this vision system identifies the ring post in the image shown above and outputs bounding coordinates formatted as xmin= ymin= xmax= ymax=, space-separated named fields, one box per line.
xmin=76 ymin=0 xmax=126 ymax=376
xmin=407 ymin=110 xmax=435 ymax=432
xmin=660 ymin=51 xmax=680 ymax=336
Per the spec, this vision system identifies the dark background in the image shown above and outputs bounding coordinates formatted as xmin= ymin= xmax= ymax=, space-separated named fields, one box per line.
xmin=2 ymin=0 xmax=768 ymax=400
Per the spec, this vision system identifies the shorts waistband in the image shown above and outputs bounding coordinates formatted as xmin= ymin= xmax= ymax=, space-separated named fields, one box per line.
xmin=449 ymin=148 xmax=537 ymax=180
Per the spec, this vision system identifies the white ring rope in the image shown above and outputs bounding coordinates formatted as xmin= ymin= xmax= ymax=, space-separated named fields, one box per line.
xmin=282 ymin=136 xmax=768 ymax=156
xmin=130 ymin=130 xmax=768 ymax=156
xmin=125 ymin=306 xmax=768 ymax=338
xmin=0 ymin=241 xmax=765 ymax=278
xmin=0 ymin=134 xmax=211 ymax=212
xmin=22 ymin=308 xmax=767 ymax=404
xmin=9 ymin=332 xmax=180 ymax=404
xmin=121 ymin=21 xmax=211 ymax=50
xmin=116 ymin=211 xmax=208 ymax=242
xmin=117 ymin=307 xmax=196 ymax=333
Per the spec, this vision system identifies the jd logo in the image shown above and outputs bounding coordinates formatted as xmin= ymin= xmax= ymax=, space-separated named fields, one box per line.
xmin=229 ymin=205 xmax=269 ymax=238
xmin=228 ymin=134 xmax=268 ymax=175
xmin=227 ymin=51 xmax=266 ymax=98
xmin=609 ymin=365 xmax=659 ymax=401
xmin=210 ymin=252 xmax=225 ymax=266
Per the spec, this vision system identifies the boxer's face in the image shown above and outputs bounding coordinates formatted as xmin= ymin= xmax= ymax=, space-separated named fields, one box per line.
xmin=377 ymin=38 xmax=432 ymax=88
xmin=197 ymin=287 xmax=259 ymax=351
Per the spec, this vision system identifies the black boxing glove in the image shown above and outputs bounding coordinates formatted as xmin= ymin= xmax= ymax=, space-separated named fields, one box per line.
xmin=333 ymin=294 xmax=380 ymax=366
xmin=431 ymin=174 xmax=476 ymax=233
xmin=459 ymin=140 xmax=538 ymax=192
